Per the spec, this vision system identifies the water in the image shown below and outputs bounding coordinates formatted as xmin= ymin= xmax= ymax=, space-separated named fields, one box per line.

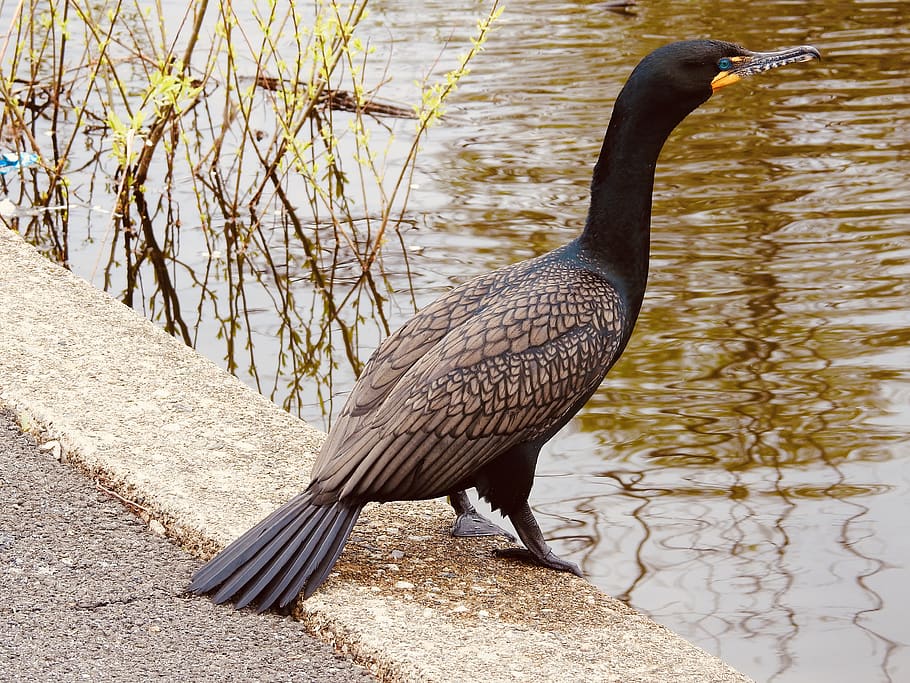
xmin=4 ymin=1 xmax=910 ymax=681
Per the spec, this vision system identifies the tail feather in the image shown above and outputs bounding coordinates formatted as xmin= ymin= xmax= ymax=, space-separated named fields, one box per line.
xmin=189 ymin=496 xmax=307 ymax=590
xmin=187 ymin=492 xmax=363 ymax=611
xmin=230 ymin=509 xmax=328 ymax=609
xmin=214 ymin=507 xmax=323 ymax=607
xmin=302 ymin=511 xmax=360 ymax=600
xmin=234 ymin=506 xmax=338 ymax=612
xmin=259 ymin=505 xmax=357 ymax=609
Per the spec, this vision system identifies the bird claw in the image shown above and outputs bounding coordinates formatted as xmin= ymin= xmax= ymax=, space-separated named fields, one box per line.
xmin=495 ymin=547 xmax=583 ymax=577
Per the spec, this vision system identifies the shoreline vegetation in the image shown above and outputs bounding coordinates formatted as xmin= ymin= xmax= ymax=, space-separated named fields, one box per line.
xmin=0 ymin=0 xmax=502 ymax=419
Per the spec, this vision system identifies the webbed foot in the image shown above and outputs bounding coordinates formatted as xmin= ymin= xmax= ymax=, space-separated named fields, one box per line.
xmin=501 ymin=501 xmax=584 ymax=577
xmin=448 ymin=490 xmax=516 ymax=540
xmin=495 ymin=547 xmax=582 ymax=576
xmin=452 ymin=509 xmax=516 ymax=540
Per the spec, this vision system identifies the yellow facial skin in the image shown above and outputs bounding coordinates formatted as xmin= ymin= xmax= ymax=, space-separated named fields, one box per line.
xmin=710 ymin=71 xmax=741 ymax=91
xmin=711 ymin=55 xmax=748 ymax=92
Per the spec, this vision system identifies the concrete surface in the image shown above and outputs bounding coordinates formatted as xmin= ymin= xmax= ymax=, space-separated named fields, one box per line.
xmin=0 ymin=225 xmax=755 ymax=683
xmin=0 ymin=406 xmax=374 ymax=682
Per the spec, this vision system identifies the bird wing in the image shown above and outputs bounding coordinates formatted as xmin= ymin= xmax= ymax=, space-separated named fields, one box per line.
xmin=346 ymin=257 xmax=555 ymax=416
xmin=309 ymin=259 xmax=626 ymax=503
xmin=313 ymin=254 xmax=548 ymax=471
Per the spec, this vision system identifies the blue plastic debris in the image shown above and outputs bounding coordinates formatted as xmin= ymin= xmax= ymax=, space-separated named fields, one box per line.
xmin=0 ymin=152 xmax=39 ymax=175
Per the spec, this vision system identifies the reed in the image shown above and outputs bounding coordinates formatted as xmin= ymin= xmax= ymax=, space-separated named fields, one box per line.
xmin=0 ymin=0 xmax=502 ymax=419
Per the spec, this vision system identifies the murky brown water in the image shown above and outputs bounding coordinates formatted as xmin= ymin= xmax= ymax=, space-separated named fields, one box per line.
xmin=5 ymin=1 xmax=909 ymax=681
xmin=364 ymin=4 xmax=910 ymax=679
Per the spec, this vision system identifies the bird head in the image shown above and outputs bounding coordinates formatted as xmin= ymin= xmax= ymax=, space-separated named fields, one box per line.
xmin=621 ymin=40 xmax=821 ymax=115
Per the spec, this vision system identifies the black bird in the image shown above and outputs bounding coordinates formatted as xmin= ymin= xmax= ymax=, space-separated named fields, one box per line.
xmin=188 ymin=39 xmax=821 ymax=612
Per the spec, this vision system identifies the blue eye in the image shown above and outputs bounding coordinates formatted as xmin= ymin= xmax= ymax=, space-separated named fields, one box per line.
xmin=718 ymin=57 xmax=733 ymax=71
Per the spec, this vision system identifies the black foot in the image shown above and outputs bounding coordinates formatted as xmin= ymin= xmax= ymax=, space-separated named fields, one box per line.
xmin=501 ymin=501 xmax=584 ymax=577
xmin=452 ymin=510 xmax=516 ymax=540
xmin=448 ymin=490 xmax=516 ymax=540
xmin=495 ymin=547 xmax=582 ymax=576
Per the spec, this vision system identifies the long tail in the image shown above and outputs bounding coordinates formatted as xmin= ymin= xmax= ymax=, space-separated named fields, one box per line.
xmin=187 ymin=492 xmax=363 ymax=612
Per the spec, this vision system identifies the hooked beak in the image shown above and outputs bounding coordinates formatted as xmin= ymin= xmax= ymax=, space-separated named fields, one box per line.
xmin=711 ymin=45 xmax=822 ymax=92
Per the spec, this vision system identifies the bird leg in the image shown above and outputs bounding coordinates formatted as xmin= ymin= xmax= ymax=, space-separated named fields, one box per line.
xmin=497 ymin=501 xmax=582 ymax=576
xmin=448 ymin=490 xmax=516 ymax=540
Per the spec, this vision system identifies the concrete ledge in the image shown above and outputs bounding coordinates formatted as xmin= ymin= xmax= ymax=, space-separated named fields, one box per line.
xmin=0 ymin=226 xmax=754 ymax=682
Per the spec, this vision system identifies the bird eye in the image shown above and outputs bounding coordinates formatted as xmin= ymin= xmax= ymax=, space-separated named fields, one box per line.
xmin=717 ymin=57 xmax=733 ymax=71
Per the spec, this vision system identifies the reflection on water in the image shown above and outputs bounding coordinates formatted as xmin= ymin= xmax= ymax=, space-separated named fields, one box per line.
xmin=5 ymin=1 xmax=910 ymax=681
xmin=413 ymin=3 xmax=910 ymax=681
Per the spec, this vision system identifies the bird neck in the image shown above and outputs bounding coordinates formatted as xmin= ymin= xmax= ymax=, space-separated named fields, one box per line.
xmin=578 ymin=91 xmax=691 ymax=308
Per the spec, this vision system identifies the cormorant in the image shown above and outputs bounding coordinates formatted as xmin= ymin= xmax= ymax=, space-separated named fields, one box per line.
xmin=188 ymin=39 xmax=821 ymax=612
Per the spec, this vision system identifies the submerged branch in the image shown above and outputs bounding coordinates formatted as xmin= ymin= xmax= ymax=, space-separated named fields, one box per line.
xmin=254 ymin=77 xmax=416 ymax=120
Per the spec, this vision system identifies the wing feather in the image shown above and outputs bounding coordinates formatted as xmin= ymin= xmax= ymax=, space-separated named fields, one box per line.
xmin=308 ymin=253 xmax=627 ymax=504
